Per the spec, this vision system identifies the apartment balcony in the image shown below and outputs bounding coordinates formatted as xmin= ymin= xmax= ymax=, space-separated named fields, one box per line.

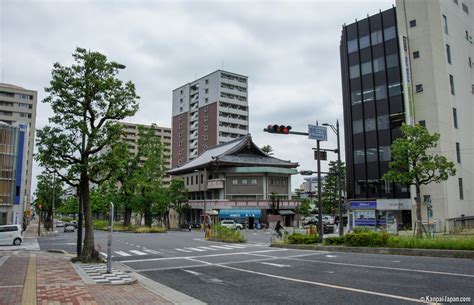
xmin=219 ymin=107 xmax=247 ymax=116
xmin=190 ymin=113 xmax=198 ymax=122
xmin=189 ymin=131 xmax=198 ymax=140
xmin=219 ymin=97 xmax=248 ymax=107
xmin=219 ymin=116 xmax=248 ymax=126
xmin=189 ymin=149 xmax=198 ymax=159
xmin=189 ymin=140 xmax=198 ymax=149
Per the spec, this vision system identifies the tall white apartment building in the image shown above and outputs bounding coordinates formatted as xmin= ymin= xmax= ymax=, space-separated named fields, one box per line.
xmin=118 ymin=122 xmax=172 ymax=185
xmin=0 ymin=83 xmax=37 ymax=225
xmin=171 ymin=70 xmax=249 ymax=168
xmin=396 ymin=0 xmax=473 ymax=230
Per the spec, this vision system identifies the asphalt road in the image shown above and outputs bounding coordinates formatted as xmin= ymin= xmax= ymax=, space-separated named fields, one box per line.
xmin=37 ymin=230 xmax=474 ymax=305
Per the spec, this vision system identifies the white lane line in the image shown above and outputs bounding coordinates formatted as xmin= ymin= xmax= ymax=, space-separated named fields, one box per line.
xmin=325 ymin=255 xmax=337 ymax=258
xmin=129 ymin=250 xmax=148 ymax=256
xmin=216 ymin=264 xmax=427 ymax=304
xmin=197 ymin=247 xmax=218 ymax=251
xmin=183 ymin=269 xmax=201 ymax=276
xmin=144 ymin=249 xmax=160 ymax=255
xmin=221 ymin=245 xmax=245 ymax=249
xmin=175 ymin=249 xmax=193 ymax=253
xmin=121 ymin=249 xmax=290 ymax=263
xmin=185 ymin=247 xmax=206 ymax=252
xmin=286 ymin=257 xmax=474 ymax=278
xmin=260 ymin=262 xmax=290 ymax=268
xmin=136 ymin=245 xmax=142 ymax=248
xmin=66 ymin=243 xmax=76 ymax=245
xmin=209 ymin=245 xmax=235 ymax=249
xmin=115 ymin=251 xmax=131 ymax=257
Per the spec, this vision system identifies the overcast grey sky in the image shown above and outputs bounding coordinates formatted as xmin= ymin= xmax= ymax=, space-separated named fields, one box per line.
xmin=0 ymin=0 xmax=394 ymax=193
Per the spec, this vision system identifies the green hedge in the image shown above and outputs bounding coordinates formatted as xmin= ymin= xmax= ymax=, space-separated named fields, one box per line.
xmin=209 ymin=225 xmax=246 ymax=243
xmin=287 ymin=233 xmax=319 ymax=244
xmin=324 ymin=236 xmax=346 ymax=245
xmin=92 ymin=220 xmax=167 ymax=233
xmin=388 ymin=236 xmax=474 ymax=250
xmin=345 ymin=232 xmax=390 ymax=247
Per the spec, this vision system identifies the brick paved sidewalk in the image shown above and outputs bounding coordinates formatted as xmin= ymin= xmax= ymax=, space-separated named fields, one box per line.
xmin=0 ymin=251 xmax=176 ymax=305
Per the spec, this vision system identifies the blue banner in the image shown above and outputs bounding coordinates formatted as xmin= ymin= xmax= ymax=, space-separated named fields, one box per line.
xmin=219 ymin=209 xmax=261 ymax=218
xmin=350 ymin=201 xmax=377 ymax=209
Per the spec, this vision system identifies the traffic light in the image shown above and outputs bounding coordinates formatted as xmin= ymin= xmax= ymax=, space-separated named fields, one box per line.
xmin=265 ymin=124 xmax=292 ymax=134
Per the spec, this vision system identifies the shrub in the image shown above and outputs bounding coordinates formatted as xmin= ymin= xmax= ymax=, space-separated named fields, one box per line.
xmin=353 ymin=227 xmax=373 ymax=234
xmin=387 ymin=236 xmax=474 ymax=250
xmin=209 ymin=225 xmax=246 ymax=243
xmin=345 ymin=232 xmax=389 ymax=247
xmin=133 ymin=226 xmax=167 ymax=233
xmin=287 ymin=233 xmax=318 ymax=244
xmin=324 ymin=236 xmax=346 ymax=245
xmin=93 ymin=220 xmax=109 ymax=230
xmin=60 ymin=217 xmax=72 ymax=222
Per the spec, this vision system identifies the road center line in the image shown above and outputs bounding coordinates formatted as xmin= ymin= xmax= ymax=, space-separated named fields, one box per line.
xmin=284 ymin=257 xmax=474 ymax=278
xmin=215 ymin=264 xmax=429 ymax=304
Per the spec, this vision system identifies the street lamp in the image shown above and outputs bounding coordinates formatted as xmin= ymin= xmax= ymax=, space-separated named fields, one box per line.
xmin=322 ymin=121 xmax=343 ymax=237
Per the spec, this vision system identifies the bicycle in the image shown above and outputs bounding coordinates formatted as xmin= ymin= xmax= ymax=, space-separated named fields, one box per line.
xmin=270 ymin=229 xmax=283 ymax=243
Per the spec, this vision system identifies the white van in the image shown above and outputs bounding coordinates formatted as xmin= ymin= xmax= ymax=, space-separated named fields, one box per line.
xmin=0 ymin=225 xmax=23 ymax=246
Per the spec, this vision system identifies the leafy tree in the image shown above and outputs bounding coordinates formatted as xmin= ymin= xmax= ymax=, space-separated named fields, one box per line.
xmin=382 ymin=125 xmax=456 ymax=237
xmin=297 ymin=198 xmax=311 ymax=217
xmin=34 ymin=171 xmax=64 ymax=229
xmin=58 ymin=196 xmax=79 ymax=217
xmin=35 ymin=47 xmax=139 ymax=261
xmin=322 ymin=161 xmax=346 ymax=215
xmin=168 ymin=178 xmax=189 ymax=227
xmin=260 ymin=145 xmax=274 ymax=155
xmin=133 ymin=125 xmax=166 ymax=227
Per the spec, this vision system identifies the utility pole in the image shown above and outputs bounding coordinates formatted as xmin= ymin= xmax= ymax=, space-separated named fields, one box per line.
xmin=51 ymin=173 xmax=56 ymax=232
xmin=316 ymin=137 xmax=323 ymax=243
xmin=336 ymin=120 xmax=343 ymax=237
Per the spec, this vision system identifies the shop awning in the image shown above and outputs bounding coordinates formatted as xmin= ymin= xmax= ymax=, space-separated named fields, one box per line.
xmin=219 ymin=209 xmax=261 ymax=218
xmin=278 ymin=210 xmax=295 ymax=216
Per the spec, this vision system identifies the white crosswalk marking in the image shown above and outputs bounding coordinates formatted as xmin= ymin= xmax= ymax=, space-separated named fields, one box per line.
xmin=144 ymin=249 xmax=160 ymax=255
xmin=184 ymin=247 xmax=206 ymax=252
xmin=129 ymin=250 xmax=148 ymax=256
xmin=209 ymin=245 xmax=234 ymax=249
xmin=175 ymin=248 xmax=193 ymax=253
xmin=197 ymin=246 xmax=218 ymax=251
xmin=221 ymin=245 xmax=245 ymax=249
xmin=115 ymin=251 xmax=131 ymax=257
xmin=100 ymin=252 xmax=107 ymax=257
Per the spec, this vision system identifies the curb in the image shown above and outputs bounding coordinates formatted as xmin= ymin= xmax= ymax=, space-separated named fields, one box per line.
xmin=271 ymin=244 xmax=474 ymax=259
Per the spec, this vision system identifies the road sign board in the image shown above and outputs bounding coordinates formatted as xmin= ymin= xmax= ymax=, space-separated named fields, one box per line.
xmin=308 ymin=125 xmax=327 ymax=141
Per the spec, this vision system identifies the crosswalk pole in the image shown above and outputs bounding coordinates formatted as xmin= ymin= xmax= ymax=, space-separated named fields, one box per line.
xmin=107 ymin=202 xmax=114 ymax=274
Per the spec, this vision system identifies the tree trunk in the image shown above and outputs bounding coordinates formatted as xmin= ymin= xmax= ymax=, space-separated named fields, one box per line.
xmin=80 ymin=172 xmax=99 ymax=261
xmin=123 ymin=205 xmax=132 ymax=227
xmin=144 ymin=211 xmax=152 ymax=227
xmin=415 ymin=184 xmax=423 ymax=238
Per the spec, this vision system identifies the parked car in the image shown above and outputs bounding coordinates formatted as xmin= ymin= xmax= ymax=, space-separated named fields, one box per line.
xmin=220 ymin=220 xmax=243 ymax=230
xmin=70 ymin=221 xmax=78 ymax=228
xmin=64 ymin=225 xmax=75 ymax=233
xmin=303 ymin=221 xmax=333 ymax=234
xmin=55 ymin=220 xmax=65 ymax=227
xmin=0 ymin=225 xmax=23 ymax=245
xmin=322 ymin=215 xmax=335 ymax=225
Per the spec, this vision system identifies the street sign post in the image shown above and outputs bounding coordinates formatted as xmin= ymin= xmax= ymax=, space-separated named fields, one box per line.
xmin=107 ymin=202 xmax=114 ymax=274
xmin=308 ymin=125 xmax=327 ymax=141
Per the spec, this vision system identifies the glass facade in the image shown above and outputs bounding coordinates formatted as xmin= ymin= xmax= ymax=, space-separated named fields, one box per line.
xmin=0 ymin=124 xmax=18 ymax=206
xmin=340 ymin=7 xmax=409 ymax=200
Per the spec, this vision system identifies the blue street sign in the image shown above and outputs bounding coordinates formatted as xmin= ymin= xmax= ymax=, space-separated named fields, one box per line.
xmin=308 ymin=125 xmax=327 ymax=141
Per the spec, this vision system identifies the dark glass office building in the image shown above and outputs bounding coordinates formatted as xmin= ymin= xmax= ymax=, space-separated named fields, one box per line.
xmin=340 ymin=7 xmax=410 ymax=203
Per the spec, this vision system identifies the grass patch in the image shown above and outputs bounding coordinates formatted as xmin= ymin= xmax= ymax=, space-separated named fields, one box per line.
xmin=208 ymin=225 xmax=245 ymax=243
xmin=92 ymin=220 xmax=167 ymax=233
xmin=387 ymin=236 xmax=474 ymax=250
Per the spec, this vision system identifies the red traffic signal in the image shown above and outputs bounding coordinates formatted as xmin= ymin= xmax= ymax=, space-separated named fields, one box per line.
xmin=265 ymin=124 xmax=292 ymax=134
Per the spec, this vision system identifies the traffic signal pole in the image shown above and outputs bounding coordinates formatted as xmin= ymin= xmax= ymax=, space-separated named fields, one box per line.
xmin=316 ymin=138 xmax=323 ymax=243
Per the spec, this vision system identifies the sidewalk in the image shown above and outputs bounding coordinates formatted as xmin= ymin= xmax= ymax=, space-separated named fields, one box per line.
xmin=0 ymin=222 xmax=205 ymax=305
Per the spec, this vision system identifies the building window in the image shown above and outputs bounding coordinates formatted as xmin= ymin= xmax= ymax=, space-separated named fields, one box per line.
xmin=469 ymin=57 xmax=472 ymax=67
xmin=205 ymin=79 xmax=209 ymax=84
xmin=242 ymin=179 xmax=248 ymax=185
xmin=347 ymin=38 xmax=358 ymax=53
xmin=388 ymin=82 xmax=402 ymax=97
xmin=205 ymin=97 xmax=209 ymax=103
xmin=409 ymin=20 xmax=417 ymax=27
xmin=415 ymin=84 xmax=423 ymax=93
xmin=446 ymin=44 xmax=452 ymax=64
xmin=371 ymin=30 xmax=383 ymax=46
xmin=205 ymin=88 xmax=208 ymax=94
xmin=386 ymin=54 xmax=399 ymax=69
xmin=349 ymin=64 xmax=360 ymax=79
xmin=453 ymin=108 xmax=458 ymax=128
xmin=383 ymin=26 xmax=396 ymax=41
xmin=204 ymin=116 xmax=208 ymax=122
xmin=462 ymin=3 xmax=469 ymax=14
xmin=375 ymin=85 xmax=387 ymax=100
xmin=204 ymin=125 xmax=208 ymax=131
xmin=377 ymin=115 xmax=389 ymax=130
xmin=351 ymin=91 xmax=362 ymax=105
xmin=449 ymin=74 xmax=455 ymax=95
xmin=364 ymin=118 xmax=376 ymax=132
xmin=232 ymin=179 xmax=238 ymax=185
xmin=204 ymin=135 xmax=208 ymax=140
xmin=379 ymin=146 xmax=391 ymax=161
xmin=419 ymin=120 xmax=426 ymax=127
xmin=442 ymin=15 xmax=448 ymax=34
xmin=458 ymin=178 xmax=464 ymax=200
xmin=352 ymin=119 xmax=363 ymax=134
xmin=456 ymin=142 xmax=461 ymax=163
xmin=251 ymin=179 xmax=257 ymax=185
xmin=282 ymin=179 xmax=287 ymax=186
xmin=413 ymin=51 xmax=420 ymax=59
xmin=354 ymin=149 xmax=365 ymax=164
xmin=204 ymin=106 xmax=209 ymax=112
xmin=179 ymin=107 xmax=183 ymax=112
xmin=186 ymin=177 xmax=189 ymax=185
xmin=366 ymin=148 xmax=378 ymax=162
xmin=373 ymin=57 xmax=385 ymax=73
xmin=359 ymin=35 xmax=370 ymax=49
xmin=361 ymin=61 xmax=372 ymax=75
xmin=180 ymin=89 xmax=183 ymax=95
xmin=270 ymin=178 xmax=274 ymax=185
xmin=362 ymin=88 xmax=374 ymax=102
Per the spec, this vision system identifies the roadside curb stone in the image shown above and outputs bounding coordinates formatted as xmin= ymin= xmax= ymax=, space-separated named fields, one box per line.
xmin=271 ymin=243 xmax=474 ymax=259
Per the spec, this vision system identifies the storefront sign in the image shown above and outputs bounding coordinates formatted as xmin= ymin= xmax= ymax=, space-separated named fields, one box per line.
xmin=219 ymin=209 xmax=261 ymax=218
xmin=377 ymin=199 xmax=411 ymax=210
xmin=350 ymin=201 xmax=376 ymax=209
